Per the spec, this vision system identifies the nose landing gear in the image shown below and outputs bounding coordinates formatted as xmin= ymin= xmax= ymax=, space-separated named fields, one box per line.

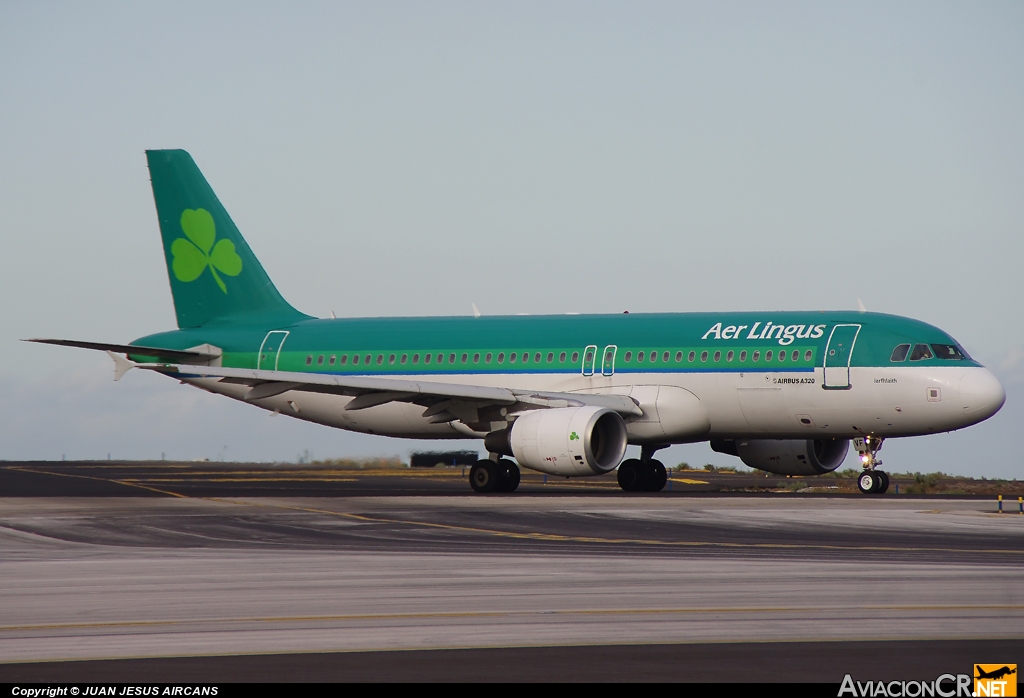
xmin=854 ymin=436 xmax=889 ymax=494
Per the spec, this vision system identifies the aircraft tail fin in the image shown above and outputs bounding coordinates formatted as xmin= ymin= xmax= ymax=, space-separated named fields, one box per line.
xmin=146 ymin=150 xmax=310 ymax=328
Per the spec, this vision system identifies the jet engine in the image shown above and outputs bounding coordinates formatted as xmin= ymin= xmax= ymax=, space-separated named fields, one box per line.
xmin=711 ymin=438 xmax=850 ymax=476
xmin=486 ymin=406 xmax=628 ymax=477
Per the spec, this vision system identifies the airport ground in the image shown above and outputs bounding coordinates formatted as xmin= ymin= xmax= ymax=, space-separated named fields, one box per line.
xmin=0 ymin=460 xmax=1022 ymax=682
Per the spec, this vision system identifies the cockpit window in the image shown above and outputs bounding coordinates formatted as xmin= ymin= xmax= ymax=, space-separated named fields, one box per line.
xmin=909 ymin=344 xmax=934 ymax=361
xmin=890 ymin=344 xmax=910 ymax=362
xmin=931 ymin=344 xmax=966 ymax=360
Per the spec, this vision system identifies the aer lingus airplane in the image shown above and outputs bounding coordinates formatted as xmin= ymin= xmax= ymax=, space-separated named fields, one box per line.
xmin=31 ymin=150 xmax=1006 ymax=494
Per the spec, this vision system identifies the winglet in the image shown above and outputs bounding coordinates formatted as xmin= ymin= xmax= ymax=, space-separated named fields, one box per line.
xmin=106 ymin=351 xmax=136 ymax=381
xmin=857 ymin=298 xmax=867 ymax=313
xmin=471 ymin=303 xmax=481 ymax=319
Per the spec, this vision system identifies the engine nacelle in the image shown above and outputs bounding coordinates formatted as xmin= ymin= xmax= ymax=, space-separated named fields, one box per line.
xmin=712 ymin=438 xmax=850 ymax=476
xmin=500 ymin=406 xmax=628 ymax=477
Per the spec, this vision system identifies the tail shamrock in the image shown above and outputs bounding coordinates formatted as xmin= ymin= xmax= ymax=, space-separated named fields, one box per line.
xmin=146 ymin=150 xmax=309 ymax=328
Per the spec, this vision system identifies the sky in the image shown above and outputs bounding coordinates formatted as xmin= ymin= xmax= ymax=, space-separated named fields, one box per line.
xmin=1 ymin=2 xmax=1021 ymax=476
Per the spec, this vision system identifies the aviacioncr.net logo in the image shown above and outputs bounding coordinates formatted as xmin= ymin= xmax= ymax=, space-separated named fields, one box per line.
xmin=839 ymin=673 xmax=973 ymax=697
xmin=171 ymin=208 xmax=243 ymax=294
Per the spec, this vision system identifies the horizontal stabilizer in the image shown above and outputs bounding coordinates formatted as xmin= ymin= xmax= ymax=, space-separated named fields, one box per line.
xmin=25 ymin=338 xmax=220 ymax=362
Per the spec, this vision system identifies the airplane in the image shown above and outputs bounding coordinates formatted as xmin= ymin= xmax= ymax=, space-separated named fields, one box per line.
xmin=30 ymin=150 xmax=1006 ymax=495
xmin=975 ymin=666 xmax=1016 ymax=681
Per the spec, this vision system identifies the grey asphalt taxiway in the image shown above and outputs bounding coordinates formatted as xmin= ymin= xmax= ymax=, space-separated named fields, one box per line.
xmin=1 ymin=461 xmax=1022 ymax=681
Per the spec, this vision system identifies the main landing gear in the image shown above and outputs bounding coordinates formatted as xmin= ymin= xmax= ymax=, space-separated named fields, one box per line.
xmin=854 ymin=436 xmax=889 ymax=494
xmin=617 ymin=445 xmax=668 ymax=493
xmin=469 ymin=458 xmax=520 ymax=494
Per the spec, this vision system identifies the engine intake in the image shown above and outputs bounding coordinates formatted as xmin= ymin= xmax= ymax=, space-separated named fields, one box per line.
xmin=488 ymin=406 xmax=628 ymax=477
xmin=711 ymin=438 xmax=850 ymax=476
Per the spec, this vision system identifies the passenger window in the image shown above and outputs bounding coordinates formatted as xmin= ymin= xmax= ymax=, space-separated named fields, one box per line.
xmin=448 ymin=353 xmax=455 ymax=364
xmin=571 ymin=352 xmax=579 ymax=363
xmin=931 ymin=344 xmax=965 ymax=360
xmin=364 ymin=354 xmax=371 ymax=365
xmin=522 ymin=353 xmax=529 ymax=364
xmin=909 ymin=344 xmax=933 ymax=361
xmin=624 ymin=351 xmax=632 ymax=362
xmin=353 ymin=354 xmax=360 ymax=365
xmin=498 ymin=353 xmax=505 ymax=363
xmin=485 ymin=353 xmax=492 ymax=363
xmin=437 ymin=353 xmax=444 ymax=364
xmin=701 ymin=351 xmax=708 ymax=362
xmin=779 ymin=351 xmax=786 ymax=362
xmin=675 ymin=351 xmax=683 ymax=362
xmin=752 ymin=351 xmax=760 ymax=362
xmin=766 ymin=350 xmax=773 ymax=361
xmin=425 ymin=354 xmax=432 ymax=364
xmin=317 ymin=355 xmax=324 ymax=365
xmin=412 ymin=354 xmax=419 ymax=364
xmin=663 ymin=351 xmax=670 ymax=362
xmin=461 ymin=353 xmax=468 ymax=363
xmin=585 ymin=350 xmax=593 ymax=363
xmin=890 ymin=344 xmax=910 ymax=362
xmin=560 ymin=352 xmax=567 ymax=363
xmin=792 ymin=350 xmax=799 ymax=361
xmin=638 ymin=351 xmax=645 ymax=362
xmin=510 ymin=352 xmax=517 ymax=363
xmin=739 ymin=350 xmax=747 ymax=362
xmin=535 ymin=353 xmax=541 ymax=363
xmin=306 ymin=355 xmax=312 ymax=365
xmin=714 ymin=351 xmax=721 ymax=362
xmin=473 ymin=353 xmax=480 ymax=363
xmin=389 ymin=354 xmax=396 ymax=364
xmin=329 ymin=355 xmax=336 ymax=365
xmin=804 ymin=350 xmax=812 ymax=362
xmin=726 ymin=350 xmax=734 ymax=362
xmin=401 ymin=354 xmax=407 ymax=364
xmin=650 ymin=351 xmax=657 ymax=363
xmin=547 ymin=352 xmax=554 ymax=362
xmin=688 ymin=351 xmax=695 ymax=362
xmin=376 ymin=355 xmax=383 ymax=365
xmin=340 ymin=355 xmax=348 ymax=365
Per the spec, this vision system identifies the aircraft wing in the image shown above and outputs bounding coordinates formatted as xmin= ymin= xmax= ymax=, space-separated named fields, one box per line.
xmin=137 ymin=362 xmax=643 ymax=417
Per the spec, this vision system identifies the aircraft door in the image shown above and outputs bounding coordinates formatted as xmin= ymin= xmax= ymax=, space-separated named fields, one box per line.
xmin=582 ymin=345 xmax=598 ymax=376
xmin=823 ymin=324 xmax=861 ymax=389
xmin=601 ymin=345 xmax=617 ymax=376
xmin=258 ymin=330 xmax=289 ymax=371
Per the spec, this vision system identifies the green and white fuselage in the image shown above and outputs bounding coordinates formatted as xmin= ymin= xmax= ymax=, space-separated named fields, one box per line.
xmin=34 ymin=150 xmax=1005 ymax=491
xmin=132 ymin=311 xmax=1002 ymax=444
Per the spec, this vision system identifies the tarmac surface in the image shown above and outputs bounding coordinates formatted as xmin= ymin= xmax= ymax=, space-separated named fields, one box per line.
xmin=1 ymin=461 xmax=1022 ymax=682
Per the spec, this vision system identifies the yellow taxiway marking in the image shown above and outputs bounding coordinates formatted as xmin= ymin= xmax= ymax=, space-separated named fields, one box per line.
xmin=4 ymin=604 xmax=1024 ymax=634
xmin=256 ymin=501 xmax=1024 ymax=555
xmin=6 ymin=465 xmax=1023 ymax=556
xmin=119 ymin=477 xmax=358 ymax=483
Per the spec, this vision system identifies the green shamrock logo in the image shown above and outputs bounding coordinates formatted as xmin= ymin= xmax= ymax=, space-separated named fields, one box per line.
xmin=569 ymin=431 xmax=579 ymax=441
xmin=170 ymin=208 xmax=243 ymax=294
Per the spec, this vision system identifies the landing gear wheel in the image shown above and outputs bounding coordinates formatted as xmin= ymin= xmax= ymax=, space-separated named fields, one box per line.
xmin=470 ymin=460 xmax=500 ymax=493
xmin=876 ymin=471 xmax=889 ymax=494
xmin=496 ymin=459 xmax=520 ymax=493
xmin=617 ymin=459 xmax=643 ymax=492
xmin=857 ymin=471 xmax=877 ymax=494
xmin=646 ymin=459 xmax=667 ymax=492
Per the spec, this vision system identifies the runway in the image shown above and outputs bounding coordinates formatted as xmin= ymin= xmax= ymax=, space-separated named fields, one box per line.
xmin=1 ymin=461 xmax=1022 ymax=681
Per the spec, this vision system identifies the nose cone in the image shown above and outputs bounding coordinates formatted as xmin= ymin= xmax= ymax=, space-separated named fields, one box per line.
xmin=960 ymin=368 xmax=1006 ymax=423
